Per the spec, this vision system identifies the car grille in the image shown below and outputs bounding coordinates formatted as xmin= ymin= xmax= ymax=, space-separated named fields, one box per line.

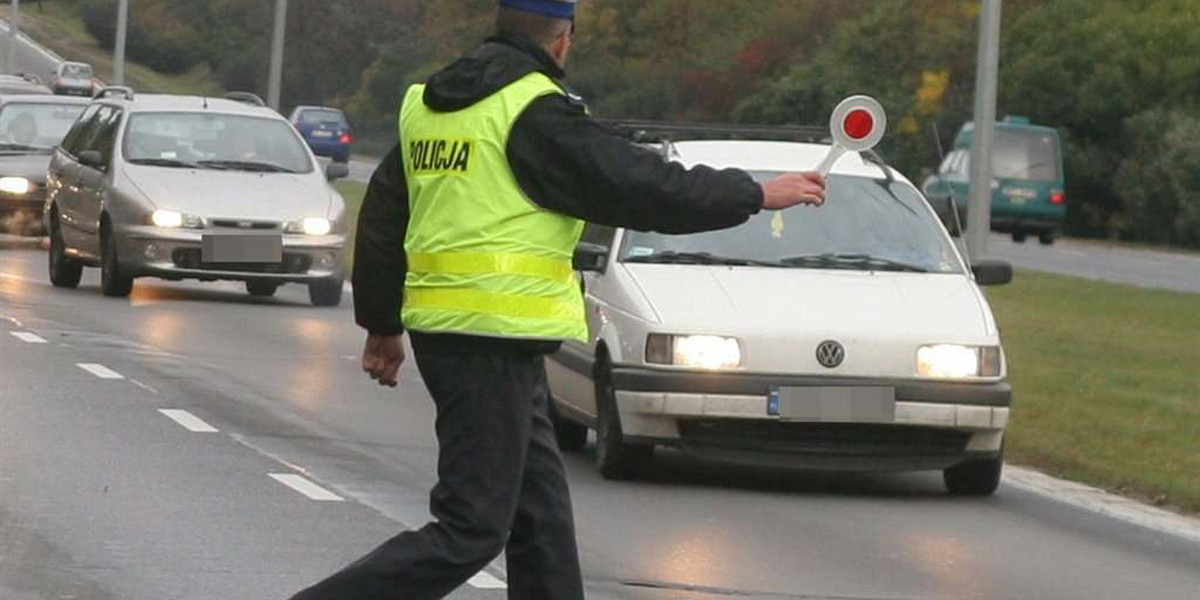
xmin=678 ymin=420 xmax=971 ymax=457
xmin=171 ymin=248 xmax=311 ymax=274
xmin=209 ymin=219 xmax=280 ymax=230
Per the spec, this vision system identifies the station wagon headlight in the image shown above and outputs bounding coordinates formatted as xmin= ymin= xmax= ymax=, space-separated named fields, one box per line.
xmin=646 ymin=334 xmax=742 ymax=370
xmin=150 ymin=209 xmax=204 ymax=229
xmin=0 ymin=176 xmax=31 ymax=195
xmin=917 ymin=345 xmax=1002 ymax=378
xmin=285 ymin=218 xmax=332 ymax=236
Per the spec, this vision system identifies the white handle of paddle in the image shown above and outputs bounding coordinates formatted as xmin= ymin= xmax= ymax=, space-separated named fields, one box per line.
xmin=815 ymin=144 xmax=846 ymax=178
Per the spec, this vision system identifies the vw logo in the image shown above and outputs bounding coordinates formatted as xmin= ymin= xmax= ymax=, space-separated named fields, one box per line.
xmin=816 ymin=340 xmax=845 ymax=368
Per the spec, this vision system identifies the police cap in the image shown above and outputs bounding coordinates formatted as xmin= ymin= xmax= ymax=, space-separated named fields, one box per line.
xmin=499 ymin=0 xmax=577 ymax=20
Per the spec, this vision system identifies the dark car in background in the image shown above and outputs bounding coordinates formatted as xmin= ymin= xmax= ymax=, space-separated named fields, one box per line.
xmin=288 ymin=105 xmax=352 ymax=163
xmin=52 ymin=62 xmax=97 ymax=97
xmin=0 ymin=94 xmax=90 ymax=235
xmin=923 ymin=116 xmax=1066 ymax=245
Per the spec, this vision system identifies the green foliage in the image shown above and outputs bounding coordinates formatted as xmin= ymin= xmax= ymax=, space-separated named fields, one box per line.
xmin=1116 ymin=108 xmax=1200 ymax=247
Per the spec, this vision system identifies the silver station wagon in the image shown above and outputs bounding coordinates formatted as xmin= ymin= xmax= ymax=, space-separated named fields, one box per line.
xmin=43 ymin=88 xmax=350 ymax=306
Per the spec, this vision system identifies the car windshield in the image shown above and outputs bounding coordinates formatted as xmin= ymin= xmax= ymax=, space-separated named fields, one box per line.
xmin=298 ymin=109 xmax=346 ymax=126
xmin=620 ymin=171 xmax=964 ymax=274
xmin=992 ymin=129 xmax=1059 ymax=181
xmin=124 ymin=112 xmax=314 ymax=173
xmin=0 ymin=101 xmax=87 ymax=151
xmin=61 ymin=64 xmax=92 ymax=79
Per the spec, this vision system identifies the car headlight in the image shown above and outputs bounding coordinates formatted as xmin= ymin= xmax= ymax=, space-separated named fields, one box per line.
xmin=0 ymin=176 xmax=31 ymax=195
xmin=285 ymin=218 xmax=332 ymax=235
xmin=646 ymin=334 xmax=742 ymax=370
xmin=150 ymin=209 xmax=205 ymax=229
xmin=917 ymin=344 xmax=1002 ymax=378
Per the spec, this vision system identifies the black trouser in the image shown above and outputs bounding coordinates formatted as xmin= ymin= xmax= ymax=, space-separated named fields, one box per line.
xmin=289 ymin=335 xmax=585 ymax=600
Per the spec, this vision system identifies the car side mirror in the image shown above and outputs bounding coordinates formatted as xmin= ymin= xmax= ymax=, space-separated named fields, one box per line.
xmin=325 ymin=162 xmax=350 ymax=181
xmin=78 ymin=150 xmax=105 ymax=170
xmin=972 ymin=259 xmax=1013 ymax=286
xmin=573 ymin=242 xmax=609 ymax=273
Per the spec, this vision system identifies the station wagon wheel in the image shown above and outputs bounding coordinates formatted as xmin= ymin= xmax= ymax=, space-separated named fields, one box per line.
xmin=308 ymin=276 xmax=344 ymax=307
xmin=550 ymin=400 xmax=588 ymax=452
xmin=1011 ymin=231 xmax=1027 ymax=243
xmin=943 ymin=445 xmax=1004 ymax=496
xmin=47 ymin=214 xmax=82 ymax=289
xmin=100 ymin=223 xmax=134 ymax=298
xmin=594 ymin=359 xmax=653 ymax=480
xmin=246 ymin=280 xmax=280 ymax=297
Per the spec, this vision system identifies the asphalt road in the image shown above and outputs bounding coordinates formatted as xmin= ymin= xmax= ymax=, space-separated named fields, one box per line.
xmin=2 ymin=240 xmax=1198 ymax=600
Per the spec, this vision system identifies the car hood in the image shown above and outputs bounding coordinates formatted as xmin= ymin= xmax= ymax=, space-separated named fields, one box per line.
xmin=0 ymin=153 xmax=52 ymax=179
xmin=124 ymin=165 xmax=332 ymax=220
xmin=622 ymin=263 xmax=993 ymax=340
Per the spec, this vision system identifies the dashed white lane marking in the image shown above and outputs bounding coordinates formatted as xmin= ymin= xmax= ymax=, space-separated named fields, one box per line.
xmin=10 ymin=331 xmax=46 ymax=343
xmin=76 ymin=363 xmax=124 ymax=379
xmin=269 ymin=473 xmax=344 ymax=502
xmin=467 ymin=572 xmax=507 ymax=590
xmin=158 ymin=409 xmax=218 ymax=433
xmin=129 ymin=378 xmax=160 ymax=395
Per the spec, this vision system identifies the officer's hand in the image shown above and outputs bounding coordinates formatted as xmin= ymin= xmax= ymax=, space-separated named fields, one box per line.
xmin=761 ymin=172 xmax=826 ymax=210
xmin=362 ymin=334 xmax=405 ymax=388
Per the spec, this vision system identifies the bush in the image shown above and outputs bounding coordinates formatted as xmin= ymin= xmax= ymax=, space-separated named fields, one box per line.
xmin=1115 ymin=109 xmax=1200 ymax=248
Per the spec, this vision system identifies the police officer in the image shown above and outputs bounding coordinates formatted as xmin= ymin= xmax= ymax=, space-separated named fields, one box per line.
xmin=288 ymin=1 xmax=825 ymax=599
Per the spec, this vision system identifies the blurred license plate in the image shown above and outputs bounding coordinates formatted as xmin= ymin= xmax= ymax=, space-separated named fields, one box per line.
xmin=312 ymin=130 xmax=334 ymax=138
xmin=768 ymin=386 xmax=895 ymax=423
xmin=201 ymin=234 xmax=282 ymax=263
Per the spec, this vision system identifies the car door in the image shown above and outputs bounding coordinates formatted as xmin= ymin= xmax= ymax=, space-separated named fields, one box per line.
xmin=52 ymin=104 xmax=102 ymax=249
xmin=72 ymin=106 xmax=121 ymax=258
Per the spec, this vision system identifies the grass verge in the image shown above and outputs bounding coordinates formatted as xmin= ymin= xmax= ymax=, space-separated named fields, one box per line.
xmin=0 ymin=4 xmax=223 ymax=95
xmin=988 ymin=270 xmax=1200 ymax=513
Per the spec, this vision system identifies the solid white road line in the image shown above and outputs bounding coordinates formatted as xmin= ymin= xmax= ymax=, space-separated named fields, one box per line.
xmin=269 ymin=473 xmax=344 ymax=502
xmin=10 ymin=331 xmax=46 ymax=343
xmin=76 ymin=363 xmax=124 ymax=379
xmin=158 ymin=409 xmax=218 ymax=433
xmin=467 ymin=572 xmax=507 ymax=590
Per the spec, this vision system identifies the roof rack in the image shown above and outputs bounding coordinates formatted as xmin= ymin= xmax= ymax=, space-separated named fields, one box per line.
xmin=93 ymin=86 xmax=135 ymax=101
xmin=597 ymin=119 xmax=833 ymax=145
xmin=224 ymin=91 xmax=266 ymax=107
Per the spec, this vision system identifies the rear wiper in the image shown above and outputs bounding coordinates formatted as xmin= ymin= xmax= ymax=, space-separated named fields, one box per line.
xmin=780 ymin=253 xmax=928 ymax=273
xmin=625 ymin=251 xmax=771 ymax=266
xmin=199 ymin=159 xmax=298 ymax=173
xmin=128 ymin=157 xmax=203 ymax=169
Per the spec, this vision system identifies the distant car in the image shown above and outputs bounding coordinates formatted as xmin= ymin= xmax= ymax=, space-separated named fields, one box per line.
xmin=0 ymin=74 xmax=52 ymax=96
xmin=52 ymin=62 xmax=97 ymax=97
xmin=44 ymin=88 xmax=351 ymax=306
xmin=923 ymin=116 xmax=1066 ymax=245
xmin=547 ymin=127 xmax=1015 ymax=496
xmin=288 ymin=106 xmax=352 ymax=163
xmin=0 ymin=94 xmax=90 ymax=236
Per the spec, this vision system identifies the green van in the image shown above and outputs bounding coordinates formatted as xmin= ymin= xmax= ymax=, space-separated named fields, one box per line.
xmin=922 ymin=116 xmax=1066 ymax=245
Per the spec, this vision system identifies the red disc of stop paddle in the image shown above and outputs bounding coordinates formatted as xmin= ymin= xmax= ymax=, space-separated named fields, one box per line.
xmin=843 ymin=109 xmax=874 ymax=140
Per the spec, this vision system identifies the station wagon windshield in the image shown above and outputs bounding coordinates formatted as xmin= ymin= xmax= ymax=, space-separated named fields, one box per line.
xmin=124 ymin=112 xmax=313 ymax=174
xmin=0 ymin=102 xmax=88 ymax=151
xmin=621 ymin=172 xmax=964 ymax=274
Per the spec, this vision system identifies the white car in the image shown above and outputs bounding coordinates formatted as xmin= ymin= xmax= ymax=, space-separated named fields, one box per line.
xmin=547 ymin=133 xmax=1014 ymax=495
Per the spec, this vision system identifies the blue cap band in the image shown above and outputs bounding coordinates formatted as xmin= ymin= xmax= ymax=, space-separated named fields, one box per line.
xmin=500 ymin=0 xmax=576 ymax=19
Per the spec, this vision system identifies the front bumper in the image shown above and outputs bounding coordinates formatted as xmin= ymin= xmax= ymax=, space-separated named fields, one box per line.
xmin=609 ymin=365 xmax=1011 ymax=471
xmin=0 ymin=195 xmax=47 ymax=235
xmin=118 ymin=225 xmax=346 ymax=283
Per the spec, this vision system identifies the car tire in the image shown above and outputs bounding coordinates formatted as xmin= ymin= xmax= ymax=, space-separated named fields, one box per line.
xmin=944 ymin=448 xmax=1003 ymax=496
xmin=48 ymin=216 xmax=82 ymax=289
xmin=1038 ymin=231 xmax=1056 ymax=245
xmin=594 ymin=359 xmax=653 ymax=480
xmin=1011 ymin=231 xmax=1027 ymax=243
xmin=550 ymin=401 xmax=588 ymax=452
xmin=246 ymin=280 xmax=280 ymax=297
xmin=100 ymin=224 xmax=134 ymax=298
xmin=308 ymin=276 xmax=343 ymax=307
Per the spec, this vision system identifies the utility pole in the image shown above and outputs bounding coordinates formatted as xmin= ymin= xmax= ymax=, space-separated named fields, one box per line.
xmin=267 ymin=0 xmax=287 ymax=110
xmin=967 ymin=0 xmax=1002 ymax=259
xmin=8 ymin=0 xmax=19 ymax=75
xmin=113 ymin=0 xmax=128 ymax=84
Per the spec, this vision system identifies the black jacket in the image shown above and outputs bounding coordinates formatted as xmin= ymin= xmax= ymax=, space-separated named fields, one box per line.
xmin=352 ymin=34 xmax=763 ymax=349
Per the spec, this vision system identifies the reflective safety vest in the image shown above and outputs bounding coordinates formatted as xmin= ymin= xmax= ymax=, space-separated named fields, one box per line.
xmin=398 ymin=72 xmax=587 ymax=342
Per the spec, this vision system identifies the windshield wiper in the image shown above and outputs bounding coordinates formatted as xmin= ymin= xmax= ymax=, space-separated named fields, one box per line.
xmin=779 ymin=253 xmax=928 ymax=273
xmin=625 ymin=251 xmax=771 ymax=267
xmin=128 ymin=157 xmax=203 ymax=169
xmin=198 ymin=159 xmax=298 ymax=173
